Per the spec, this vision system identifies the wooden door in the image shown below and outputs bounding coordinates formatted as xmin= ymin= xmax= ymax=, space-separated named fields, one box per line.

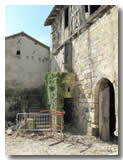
xmin=99 ymin=81 xmax=110 ymax=141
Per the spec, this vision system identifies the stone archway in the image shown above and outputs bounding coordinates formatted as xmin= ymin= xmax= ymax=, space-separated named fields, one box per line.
xmin=93 ymin=78 xmax=116 ymax=141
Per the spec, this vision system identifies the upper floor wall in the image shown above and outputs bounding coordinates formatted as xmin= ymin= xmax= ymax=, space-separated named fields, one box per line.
xmin=45 ymin=5 xmax=113 ymax=55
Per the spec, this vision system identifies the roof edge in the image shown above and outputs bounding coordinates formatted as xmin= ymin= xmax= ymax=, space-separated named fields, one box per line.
xmin=44 ymin=5 xmax=64 ymax=26
xmin=5 ymin=32 xmax=50 ymax=50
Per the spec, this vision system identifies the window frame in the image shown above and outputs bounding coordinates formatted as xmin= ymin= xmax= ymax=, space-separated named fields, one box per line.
xmin=64 ymin=7 xmax=69 ymax=28
xmin=16 ymin=50 xmax=21 ymax=56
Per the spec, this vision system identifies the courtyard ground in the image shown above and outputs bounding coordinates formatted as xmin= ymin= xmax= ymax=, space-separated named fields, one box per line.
xmin=5 ymin=131 xmax=118 ymax=155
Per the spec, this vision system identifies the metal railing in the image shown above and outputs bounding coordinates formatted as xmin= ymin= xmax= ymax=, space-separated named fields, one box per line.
xmin=16 ymin=112 xmax=51 ymax=131
xmin=16 ymin=110 xmax=64 ymax=142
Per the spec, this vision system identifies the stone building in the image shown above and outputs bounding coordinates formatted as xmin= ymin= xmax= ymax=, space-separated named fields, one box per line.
xmin=44 ymin=5 xmax=118 ymax=141
xmin=6 ymin=32 xmax=49 ymax=89
xmin=5 ymin=32 xmax=49 ymax=120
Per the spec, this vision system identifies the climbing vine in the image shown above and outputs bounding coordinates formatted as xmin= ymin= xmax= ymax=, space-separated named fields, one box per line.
xmin=44 ymin=72 xmax=75 ymax=111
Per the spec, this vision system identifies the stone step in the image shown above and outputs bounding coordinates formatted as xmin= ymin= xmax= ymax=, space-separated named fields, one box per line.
xmin=29 ymin=107 xmax=41 ymax=112
xmin=35 ymin=124 xmax=50 ymax=128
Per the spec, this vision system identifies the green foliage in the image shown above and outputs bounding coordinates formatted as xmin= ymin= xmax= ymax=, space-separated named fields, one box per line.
xmin=63 ymin=132 xmax=72 ymax=137
xmin=45 ymin=72 xmax=75 ymax=112
xmin=45 ymin=72 xmax=66 ymax=112
xmin=44 ymin=72 xmax=49 ymax=82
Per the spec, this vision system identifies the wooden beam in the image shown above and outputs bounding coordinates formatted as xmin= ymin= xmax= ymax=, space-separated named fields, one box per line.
xmin=48 ymin=17 xmax=56 ymax=19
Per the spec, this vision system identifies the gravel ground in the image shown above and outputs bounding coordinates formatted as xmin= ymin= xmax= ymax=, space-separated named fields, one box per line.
xmin=5 ymin=131 xmax=118 ymax=155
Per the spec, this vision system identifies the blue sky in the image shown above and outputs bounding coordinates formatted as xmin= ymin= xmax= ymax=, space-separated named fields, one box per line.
xmin=5 ymin=5 xmax=54 ymax=46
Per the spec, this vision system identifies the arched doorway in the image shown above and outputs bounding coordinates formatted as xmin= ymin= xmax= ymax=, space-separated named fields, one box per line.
xmin=99 ymin=79 xmax=116 ymax=141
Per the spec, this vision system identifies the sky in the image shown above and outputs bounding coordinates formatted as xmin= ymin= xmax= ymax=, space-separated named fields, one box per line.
xmin=5 ymin=5 xmax=54 ymax=46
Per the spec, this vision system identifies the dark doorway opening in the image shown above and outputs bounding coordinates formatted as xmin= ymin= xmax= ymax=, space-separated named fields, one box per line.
xmin=109 ymin=82 xmax=116 ymax=139
xmin=63 ymin=98 xmax=73 ymax=126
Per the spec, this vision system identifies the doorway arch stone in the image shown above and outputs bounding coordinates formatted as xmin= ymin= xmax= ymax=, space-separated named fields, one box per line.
xmin=92 ymin=77 xmax=116 ymax=141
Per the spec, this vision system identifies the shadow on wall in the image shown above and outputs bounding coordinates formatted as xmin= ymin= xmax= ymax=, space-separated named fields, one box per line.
xmin=71 ymin=75 xmax=90 ymax=135
xmin=5 ymin=85 xmax=48 ymax=122
xmin=49 ymin=56 xmax=61 ymax=72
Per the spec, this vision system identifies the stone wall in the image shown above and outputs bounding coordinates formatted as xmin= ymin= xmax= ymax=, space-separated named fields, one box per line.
xmin=5 ymin=34 xmax=49 ymax=89
xmin=49 ymin=6 xmax=118 ymax=135
xmin=5 ymin=33 xmax=50 ymax=121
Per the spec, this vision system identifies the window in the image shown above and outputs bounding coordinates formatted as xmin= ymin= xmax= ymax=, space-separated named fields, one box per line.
xmin=90 ymin=5 xmax=100 ymax=15
xmin=64 ymin=41 xmax=72 ymax=72
xmin=68 ymin=87 xmax=71 ymax=92
xmin=64 ymin=7 xmax=69 ymax=28
xmin=85 ymin=5 xmax=89 ymax=12
xmin=16 ymin=50 xmax=21 ymax=56
xmin=84 ymin=5 xmax=101 ymax=15
xmin=26 ymin=56 xmax=29 ymax=59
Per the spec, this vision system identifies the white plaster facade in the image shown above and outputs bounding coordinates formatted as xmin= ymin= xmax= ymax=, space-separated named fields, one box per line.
xmin=5 ymin=32 xmax=49 ymax=89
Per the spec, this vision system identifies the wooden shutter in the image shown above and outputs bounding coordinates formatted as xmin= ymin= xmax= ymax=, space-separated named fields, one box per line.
xmin=64 ymin=41 xmax=72 ymax=72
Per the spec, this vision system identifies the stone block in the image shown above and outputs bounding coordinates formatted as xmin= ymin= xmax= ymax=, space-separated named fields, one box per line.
xmin=6 ymin=128 xmax=13 ymax=135
xmin=26 ymin=118 xmax=34 ymax=129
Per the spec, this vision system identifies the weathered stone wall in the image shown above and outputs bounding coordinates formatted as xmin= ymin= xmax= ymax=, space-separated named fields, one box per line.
xmin=5 ymin=85 xmax=48 ymax=121
xmin=5 ymin=34 xmax=49 ymax=121
xmin=5 ymin=34 xmax=49 ymax=89
xmin=49 ymin=6 xmax=118 ymax=135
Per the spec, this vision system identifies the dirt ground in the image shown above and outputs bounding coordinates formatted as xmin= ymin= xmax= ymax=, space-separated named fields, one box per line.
xmin=5 ymin=131 xmax=118 ymax=155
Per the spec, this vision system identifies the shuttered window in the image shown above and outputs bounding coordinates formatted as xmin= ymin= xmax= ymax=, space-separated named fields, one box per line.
xmin=64 ymin=41 xmax=72 ymax=72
